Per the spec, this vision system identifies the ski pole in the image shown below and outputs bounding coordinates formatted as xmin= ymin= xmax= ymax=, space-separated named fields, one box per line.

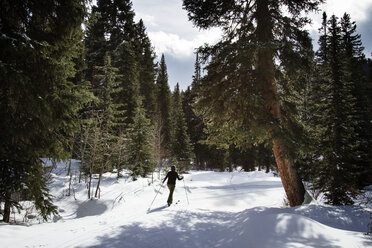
xmin=183 ymin=176 xmax=189 ymax=205
xmin=147 ymin=182 xmax=163 ymax=212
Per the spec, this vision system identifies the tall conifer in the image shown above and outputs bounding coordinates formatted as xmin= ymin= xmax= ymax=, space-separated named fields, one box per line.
xmin=183 ymin=0 xmax=323 ymax=206
xmin=311 ymin=13 xmax=364 ymax=204
xmin=127 ymin=98 xmax=155 ymax=180
xmin=340 ymin=13 xmax=372 ymax=188
xmin=182 ymin=54 xmax=217 ymax=169
xmin=84 ymin=7 xmax=106 ymax=87
xmin=115 ymin=42 xmax=140 ymax=126
xmin=0 ymin=0 xmax=91 ymax=221
xmin=85 ymin=0 xmax=139 ymax=128
xmin=172 ymin=84 xmax=193 ymax=166
xmin=135 ymin=20 xmax=157 ymax=122
xmin=156 ymin=54 xmax=173 ymax=160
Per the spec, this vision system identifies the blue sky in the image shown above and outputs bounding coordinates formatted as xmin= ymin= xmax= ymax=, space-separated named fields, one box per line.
xmin=132 ymin=0 xmax=372 ymax=91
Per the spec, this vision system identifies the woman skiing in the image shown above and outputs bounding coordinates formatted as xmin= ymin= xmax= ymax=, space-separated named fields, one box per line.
xmin=162 ymin=166 xmax=183 ymax=206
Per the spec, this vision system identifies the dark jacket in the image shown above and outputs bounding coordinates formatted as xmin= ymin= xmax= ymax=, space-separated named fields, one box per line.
xmin=163 ymin=171 xmax=183 ymax=185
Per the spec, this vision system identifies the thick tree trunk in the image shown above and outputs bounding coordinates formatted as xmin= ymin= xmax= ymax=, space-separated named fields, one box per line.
xmin=272 ymin=138 xmax=305 ymax=206
xmin=256 ymin=0 xmax=305 ymax=206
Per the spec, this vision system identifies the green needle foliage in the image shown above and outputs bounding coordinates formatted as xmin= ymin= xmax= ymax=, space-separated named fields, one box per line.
xmin=127 ymin=98 xmax=155 ymax=180
xmin=0 ymin=0 xmax=92 ymax=221
xmin=307 ymin=13 xmax=371 ymax=204
xmin=156 ymin=54 xmax=173 ymax=160
xmin=172 ymin=84 xmax=193 ymax=167
xmin=183 ymin=0 xmax=322 ymax=206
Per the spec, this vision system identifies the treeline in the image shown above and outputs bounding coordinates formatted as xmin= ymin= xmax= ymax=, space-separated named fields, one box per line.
xmin=1 ymin=0 xmax=371 ymax=223
xmin=0 ymin=0 xmax=195 ymax=222
xmin=301 ymin=13 xmax=372 ymax=205
xmin=76 ymin=0 xmax=194 ymax=197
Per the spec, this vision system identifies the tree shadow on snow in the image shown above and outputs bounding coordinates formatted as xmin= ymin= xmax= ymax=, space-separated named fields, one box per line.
xmin=186 ymin=181 xmax=283 ymax=208
xmin=291 ymin=204 xmax=370 ymax=233
xmin=76 ymin=199 xmax=108 ymax=218
xmin=81 ymin=207 xmax=359 ymax=248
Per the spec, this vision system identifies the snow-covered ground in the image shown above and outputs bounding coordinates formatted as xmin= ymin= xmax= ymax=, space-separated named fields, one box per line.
xmin=1 ymin=161 xmax=371 ymax=248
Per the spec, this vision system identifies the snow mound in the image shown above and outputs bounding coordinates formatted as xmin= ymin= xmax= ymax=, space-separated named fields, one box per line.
xmin=1 ymin=169 xmax=371 ymax=248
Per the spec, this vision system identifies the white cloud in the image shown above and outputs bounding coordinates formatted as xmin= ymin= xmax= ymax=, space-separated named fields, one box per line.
xmin=304 ymin=0 xmax=372 ymax=58
xmin=131 ymin=0 xmax=372 ymax=85
xmin=321 ymin=0 xmax=372 ymax=22
xmin=307 ymin=0 xmax=372 ymax=34
xmin=148 ymin=28 xmax=222 ymax=60
xmin=135 ymin=12 xmax=158 ymax=27
xmin=132 ymin=0 xmax=222 ymax=60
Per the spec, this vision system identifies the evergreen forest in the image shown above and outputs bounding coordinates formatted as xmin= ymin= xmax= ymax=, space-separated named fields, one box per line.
xmin=1 ymin=0 xmax=371 ymax=223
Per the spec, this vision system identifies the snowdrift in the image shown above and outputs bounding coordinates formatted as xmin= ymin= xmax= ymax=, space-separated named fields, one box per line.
xmin=1 ymin=163 xmax=371 ymax=248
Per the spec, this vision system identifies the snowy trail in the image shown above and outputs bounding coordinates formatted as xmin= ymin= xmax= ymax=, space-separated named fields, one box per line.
xmin=1 ymin=170 xmax=371 ymax=248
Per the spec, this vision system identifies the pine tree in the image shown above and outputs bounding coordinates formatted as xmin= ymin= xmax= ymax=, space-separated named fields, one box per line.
xmin=80 ymin=52 xmax=124 ymax=198
xmin=101 ymin=0 xmax=140 ymax=127
xmin=127 ymin=98 xmax=155 ymax=180
xmin=115 ymin=42 xmax=140 ymax=126
xmin=310 ymin=13 xmax=364 ymax=204
xmin=84 ymin=6 xmax=106 ymax=87
xmin=183 ymin=0 xmax=323 ymax=206
xmin=340 ymin=13 xmax=372 ymax=189
xmin=155 ymin=54 xmax=173 ymax=160
xmin=135 ymin=20 xmax=157 ymax=122
xmin=172 ymin=84 xmax=193 ymax=169
xmin=182 ymin=54 xmax=217 ymax=169
xmin=85 ymin=0 xmax=139 ymax=128
xmin=324 ymin=14 xmax=357 ymax=204
xmin=104 ymin=0 xmax=136 ymax=50
xmin=299 ymin=13 xmax=329 ymax=194
xmin=83 ymin=0 xmax=158 ymax=181
xmin=0 ymin=0 xmax=91 ymax=221
xmin=361 ymin=58 xmax=372 ymax=187
xmin=94 ymin=54 xmax=123 ymax=130
xmin=93 ymin=53 xmax=124 ymax=196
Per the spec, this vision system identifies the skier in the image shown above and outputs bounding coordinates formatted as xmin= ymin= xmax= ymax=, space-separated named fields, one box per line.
xmin=162 ymin=165 xmax=183 ymax=206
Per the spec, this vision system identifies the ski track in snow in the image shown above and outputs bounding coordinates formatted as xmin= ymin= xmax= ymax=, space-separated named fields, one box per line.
xmin=1 ymin=165 xmax=371 ymax=248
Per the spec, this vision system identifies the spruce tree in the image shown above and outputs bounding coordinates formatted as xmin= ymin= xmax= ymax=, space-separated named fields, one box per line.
xmin=85 ymin=0 xmax=139 ymax=128
xmin=310 ymin=13 xmax=364 ymax=204
xmin=93 ymin=53 xmax=124 ymax=196
xmin=172 ymin=84 xmax=193 ymax=168
xmin=183 ymin=0 xmax=323 ymax=206
xmin=127 ymin=98 xmax=155 ymax=180
xmin=135 ymin=20 xmax=157 ymax=122
xmin=94 ymin=54 xmax=123 ymax=130
xmin=182 ymin=86 xmax=203 ymax=167
xmin=84 ymin=6 xmax=106 ymax=87
xmin=0 ymin=0 xmax=91 ymax=221
xmin=115 ymin=41 xmax=140 ymax=126
xmin=182 ymin=54 xmax=217 ymax=169
xmin=155 ymin=54 xmax=173 ymax=160
xmin=340 ymin=13 xmax=372 ymax=189
xmin=361 ymin=58 xmax=372 ymax=187
xmin=299 ymin=13 xmax=327 ymax=193
xmin=324 ymin=14 xmax=357 ymax=204
xmin=83 ymin=0 xmax=158 ymax=180
xmin=104 ymin=0 xmax=136 ymax=50
xmin=102 ymin=0 xmax=140 ymax=127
